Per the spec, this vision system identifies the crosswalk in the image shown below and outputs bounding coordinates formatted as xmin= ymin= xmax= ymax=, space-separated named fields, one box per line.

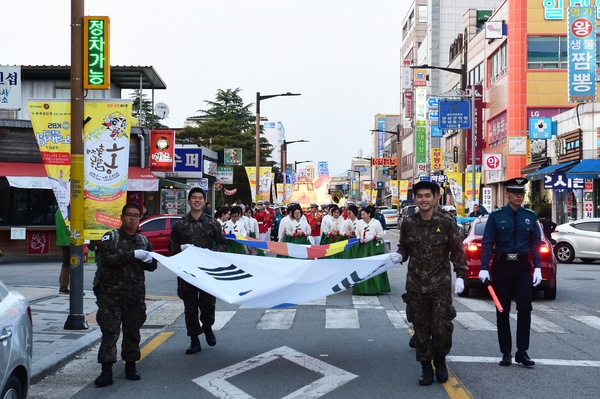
xmin=209 ymin=295 xmax=600 ymax=334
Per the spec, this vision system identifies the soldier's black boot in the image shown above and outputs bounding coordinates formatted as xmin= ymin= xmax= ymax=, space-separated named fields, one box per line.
xmin=186 ymin=335 xmax=201 ymax=354
xmin=95 ymin=362 xmax=113 ymax=387
xmin=125 ymin=361 xmax=141 ymax=381
xmin=433 ymin=355 xmax=448 ymax=383
xmin=418 ymin=361 xmax=434 ymax=386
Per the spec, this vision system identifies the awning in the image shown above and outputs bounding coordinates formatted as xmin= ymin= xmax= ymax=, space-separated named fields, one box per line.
xmin=160 ymin=178 xmax=191 ymax=189
xmin=128 ymin=166 xmax=159 ymax=191
xmin=525 ymin=161 xmax=579 ymax=181
xmin=566 ymin=159 xmax=600 ymax=179
xmin=0 ymin=162 xmax=52 ymax=189
xmin=521 ymin=160 xmax=549 ymax=176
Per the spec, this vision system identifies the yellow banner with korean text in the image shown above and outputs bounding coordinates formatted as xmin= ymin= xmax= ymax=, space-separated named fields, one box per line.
xmin=390 ymin=180 xmax=399 ymax=206
xmin=446 ymin=172 xmax=464 ymax=215
xmin=28 ymin=100 xmax=72 ymax=225
xmin=399 ymin=180 xmax=408 ymax=201
xmin=84 ymin=100 xmax=133 ymax=240
xmin=245 ymin=167 xmax=272 ymax=202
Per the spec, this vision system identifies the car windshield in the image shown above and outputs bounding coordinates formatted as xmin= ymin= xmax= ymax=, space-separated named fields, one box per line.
xmin=475 ymin=222 xmax=487 ymax=236
xmin=382 ymin=210 xmax=396 ymax=215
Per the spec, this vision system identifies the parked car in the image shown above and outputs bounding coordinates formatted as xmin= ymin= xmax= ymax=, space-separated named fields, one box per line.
xmin=137 ymin=214 xmax=183 ymax=255
xmin=381 ymin=209 xmax=398 ymax=228
xmin=552 ymin=218 xmax=600 ymax=263
xmin=0 ymin=279 xmax=32 ymax=399
xmin=461 ymin=215 xmax=557 ymax=299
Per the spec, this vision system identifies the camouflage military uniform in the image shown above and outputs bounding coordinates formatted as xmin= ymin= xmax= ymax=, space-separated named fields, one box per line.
xmin=398 ymin=211 xmax=467 ymax=363
xmin=168 ymin=212 xmax=227 ymax=337
xmin=94 ymin=227 xmax=157 ymax=364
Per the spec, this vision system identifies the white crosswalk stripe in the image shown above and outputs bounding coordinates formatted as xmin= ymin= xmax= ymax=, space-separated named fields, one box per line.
xmin=352 ymin=295 xmax=384 ymax=309
xmin=325 ymin=309 xmax=360 ymax=329
xmin=454 ymin=312 xmax=497 ymax=331
xmin=454 ymin=297 xmax=496 ymax=312
xmin=214 ymin=311 xmax=236 ymax=331
xmin=511 ymin=313 xmax=568 ymax=333
xmin=569 ymin=315 xmax=600 ymax=331
xmin=257 ymin=309 xmax=296 ymax=329
xmin=386 ymin=310 xmax=410 ymax=329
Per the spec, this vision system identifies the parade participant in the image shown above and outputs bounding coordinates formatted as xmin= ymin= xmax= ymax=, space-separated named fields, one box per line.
xmin=396 ymin=181 xmax=467 ymax=386
xmin=255 ymin=200 xmax=272 ymax=241
xmin=283 ymin=203 xmax=311 ymax=245
xmin=278 ymin=204 xmax=295 ymax=242
xmin=215 ymin=206 xmax=231 ymax=235
xmin=321 ymin=204 xmax=332 ymax=231
xmin=320 ymin=205 xmax=342 ymax=245
xmin=479 ymin=177 xmax=542 ymax=367
xmin=338 ymin=204 xmax=360 ymax=260
xmin=264 ymin=200 xmax=275 ymax=239
xmin=225 ymin=206 xmax=248 ymax=254
xmin=93 ymin=203 xmax=157 ymax=387
xmin=352 ymin=205 xmax=391 ymax=295
xmin=306 ymin=202 xmax=323 ymax=245
xmin=168 ymin=188 xmax=227 ymax=355
xmin=245 ymin=207 xmax=259 ymax=238
xmin=272 ymin=207 xmax=284 ymax=241
xmin=341 ymin=205 xmax=348 ymax=220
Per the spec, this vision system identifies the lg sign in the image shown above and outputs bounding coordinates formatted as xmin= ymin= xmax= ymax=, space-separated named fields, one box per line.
xmin=484 ymin=154 xmax=502 ymax=171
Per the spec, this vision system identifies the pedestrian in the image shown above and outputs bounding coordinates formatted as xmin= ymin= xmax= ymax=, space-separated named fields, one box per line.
xmin=395 ymin=181 xmax=467 ymax=386
xmin=479 ymin=177 xmax=542 ymax=367
xmin=352 ymin=205 xmax=391 ymax=295
xmin=469 ymin=204 xmax=483 ymax=217
xmin=306 ymin=203 xmax=323 ymax=245
xmin=537 ymin=210 xmax=557 ymax=242
xmin=226 ymin=206 xmax=249 ymax=254
xmin=55 ymin=208 xmax=70 ymax=295
xmin=93 ymin=203 xmax=157 ymax=387
xmin=215 ymin=206 xmax=231 ymax=235
xmin=168 ymin=188 xmax=228 ymax=355
xmin=204 ymin=202 xmax=213 ymax=217
xmin=373 ymin=206 xmax=387 ymax=232
xmin=272 ymin=207 xmax=284 ymax=241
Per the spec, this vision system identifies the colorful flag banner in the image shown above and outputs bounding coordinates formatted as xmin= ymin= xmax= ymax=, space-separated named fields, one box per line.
xmin=225 ymin=234 xmax=358 ymax=258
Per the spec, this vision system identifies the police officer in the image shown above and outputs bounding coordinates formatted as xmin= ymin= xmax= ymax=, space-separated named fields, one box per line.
xmin=94 ymin=203 xmax=158 ymax=387
xmin=479 ymin=177 xmax=542 ymax=367
xmin=395 ymin=181 xmax=467 ymax=386
xmin=168 ymin=188 xmax=227 ymax=354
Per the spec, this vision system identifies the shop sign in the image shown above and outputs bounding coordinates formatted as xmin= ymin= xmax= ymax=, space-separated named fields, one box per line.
xmin=544 ymin=173 xmax=584 ymax=189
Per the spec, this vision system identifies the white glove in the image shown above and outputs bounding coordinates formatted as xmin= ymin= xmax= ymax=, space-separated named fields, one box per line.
xmin=532 ymin=268 xmax=542 ymax=287
xmin=454 ymin=277 xmax=465 ymax=294
xmin=142 ymin=253 xmax=153 ymax=263
xmin=181 ymin=244 xmax=194 ymax=251
xmin=390 ymin=253 xmax=403 ymax=264
xmin=478 ymin=270 xmax=490 ymax=284
xmin=363 ymin=234 xmax=374 ymax=243
xmin=134 ymin=249 xmax=149 ymax=260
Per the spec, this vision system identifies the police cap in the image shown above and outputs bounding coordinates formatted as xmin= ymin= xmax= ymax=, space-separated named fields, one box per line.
xmin=413 ymin=181 xmax=440 ymax=194
xmin=309 ymin=202 xmax=318 ymax=208
xmin=257 ymin=200 xmax=264 ymax=205
xmin=504 ymin=177 xmax=528 ymax=193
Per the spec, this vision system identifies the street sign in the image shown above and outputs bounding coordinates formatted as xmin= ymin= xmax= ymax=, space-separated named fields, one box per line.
xmin=429 ymin=111 xmax=439 ymax=120
xmin=427 ymin=97 xmax=439 ymax=108
xmin=216 ymin=166 xmax=233 ymax=184
xmin=529 ymin=117 xmax=552 ymax=139
xmin=438 ymin=100 xmax=471 ymax=129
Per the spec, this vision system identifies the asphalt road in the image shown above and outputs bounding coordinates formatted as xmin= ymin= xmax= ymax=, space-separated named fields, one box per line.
xmin=4 ymin=231 xmax=600 ymax=399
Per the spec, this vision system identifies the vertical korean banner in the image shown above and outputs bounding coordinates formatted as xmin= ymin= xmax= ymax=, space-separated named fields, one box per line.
xmin=150 ymin=130 xmax=175 ymax=171
xmin=446 ymin=172 xmax=464 ymax=215
xmin=276 ymin=183 xmax=284 ymax=204
xmin=399 ymin=180 xmax=408 ymax=201
xmin=464 ymin=172 xmax=481 ymax=210
xmin=28 ymin=100 xmax=72 ymax=224
xmin=430 ymin=148 xmax=443 ymax=171
xmin=415 ymin=87 xmax=428 ymax=175
xmin=390 ymin=180 xmax=399 ymax=207
xmin=568 ymin=5 xmax=597 ymax=103
xmin=245 ymin=167 xmax=272 ymax=201
xmin=83 ymin=100 xmax=133 ymax=240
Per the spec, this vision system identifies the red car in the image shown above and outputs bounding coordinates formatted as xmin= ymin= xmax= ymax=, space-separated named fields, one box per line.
xmin=138 ymin=214 xmax=183 ymax=255
xmin=461 ymin=216 xmax=557 ymax=300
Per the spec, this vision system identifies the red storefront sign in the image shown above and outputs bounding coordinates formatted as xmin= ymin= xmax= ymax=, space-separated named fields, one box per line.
xmin=27 ymin=231 xmax=50 ymax=254
xmin=149 ymin=130 xmax=175 ymax=172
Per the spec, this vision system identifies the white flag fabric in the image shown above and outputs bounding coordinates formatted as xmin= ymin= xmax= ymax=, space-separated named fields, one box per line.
xmin=152 ymin=247 xmax=396 ymax=308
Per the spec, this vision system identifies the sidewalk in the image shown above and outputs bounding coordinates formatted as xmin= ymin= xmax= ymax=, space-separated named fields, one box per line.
xmin=9 ymin=285 xmax=163 ymax=385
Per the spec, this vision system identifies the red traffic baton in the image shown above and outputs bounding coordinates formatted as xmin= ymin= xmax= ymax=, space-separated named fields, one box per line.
xmin=485 ymin=280 xmax=503 ymax=312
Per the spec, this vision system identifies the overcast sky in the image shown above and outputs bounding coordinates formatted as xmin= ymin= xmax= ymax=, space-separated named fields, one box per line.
xmin=4 ymin=0 xmax=409 ymax=176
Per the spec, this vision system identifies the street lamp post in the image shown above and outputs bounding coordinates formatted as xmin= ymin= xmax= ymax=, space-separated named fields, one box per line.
xmin=281 ymin=140 xmax=308 ymax=203
xmin=294 ymin=160 xmax=311 ymax=173
xmin=255 ymin=91 xmax=300 ymax=203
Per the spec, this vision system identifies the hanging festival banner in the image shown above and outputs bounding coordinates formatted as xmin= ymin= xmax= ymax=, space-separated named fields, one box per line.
xmin=245 ymin=166 xmax=272 ymax=201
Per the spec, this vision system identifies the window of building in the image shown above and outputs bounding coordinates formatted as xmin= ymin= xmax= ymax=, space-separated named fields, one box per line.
xmin=527 ymin=36 xmax=568 ymax=70
xmin=418 ymin=5 xmax=427 ymax=23
xmin=488 ymin=42 xmax=508 ymax=84
xmin=0 ymin=185 xmax=57 ymax=225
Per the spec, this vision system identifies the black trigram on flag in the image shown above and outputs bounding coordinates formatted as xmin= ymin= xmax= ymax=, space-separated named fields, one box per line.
xmin=198 ymin=264 xmax=253 ymax=281
xmin=331 ymin=261 xmax=388 ymax=292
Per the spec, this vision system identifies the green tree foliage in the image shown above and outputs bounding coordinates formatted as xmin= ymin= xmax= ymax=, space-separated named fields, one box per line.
xmin=129 ymin=89 xmax=169 ymax=129
xmin=178 ymin=88 xmax=278 ymax=205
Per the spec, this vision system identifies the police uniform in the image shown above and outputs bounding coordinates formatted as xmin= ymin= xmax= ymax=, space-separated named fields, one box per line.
xmin=480 ymin=177 xmax=541 ymax=367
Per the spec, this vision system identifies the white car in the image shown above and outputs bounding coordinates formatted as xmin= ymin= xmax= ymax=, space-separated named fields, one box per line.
xmin=0 ymin=280 xmax=32 ymax=399
xmin=380 ymin=209 xmax=398 ymax=227
xmin=552 ymin=218 xmax=600 ymax=263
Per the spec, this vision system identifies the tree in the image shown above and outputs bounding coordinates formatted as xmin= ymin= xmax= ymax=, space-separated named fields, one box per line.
xmin=129 ymin=89 xmax=169 ymax=129
xmin=178 ymin=88 xmax=277 ymax=205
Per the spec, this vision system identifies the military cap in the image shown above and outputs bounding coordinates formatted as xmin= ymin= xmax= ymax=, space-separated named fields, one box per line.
xmin=413 ymin=180 xmax=439 ymax=194
xmin=257 ymin=200 xmax=264 ymax=205
xmin=309 ymin=202 xmax=319 ymax=208
xmin=504 ymin=177 xmax=528 ymax=193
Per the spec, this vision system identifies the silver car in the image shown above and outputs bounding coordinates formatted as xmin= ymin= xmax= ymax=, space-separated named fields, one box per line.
xmin=552 ymin=218 xmax=600 ymax=263
xmin=0 ymin=280 xmax=32 ymax=399
xmin=380 ymin=209 xmax=398 ymax=228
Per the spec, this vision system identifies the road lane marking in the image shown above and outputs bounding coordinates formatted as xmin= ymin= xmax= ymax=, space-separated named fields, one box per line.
xmin=257 ymin=309 xmax=296 ymax=329
xmin=139 ymin=331 xmax=174 ymax=361
xmin=214 ymin=311 xmax=236 ymax=330
xmin=454 ymin=312 xmax=497 ymax=331
xmin=385 ymin=310 xmax=409 ymax=329
xmin=570 ymin=315 xmax=600 ymax=330
xmin=352 ymin=295 xmax=383 ymax=309
xmin=192 ymin=346 xmax=357 ymax=399
xmin=454 ymin=297 xmax=496 ymax=312
xmin=510 ymin=314 xmax=568 ymax=333
xmin=444 ymin=366 xmax=475 ymax=399
xmin=446 ymin=356 xmax=600 ymax=367
xmin=325 ymin=309 xmax=359 ymax=329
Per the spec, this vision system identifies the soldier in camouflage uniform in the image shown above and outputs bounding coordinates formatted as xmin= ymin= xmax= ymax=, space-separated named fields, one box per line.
xmin=93 ymin=203 xmax=157 ymax=387
xmin=394 ymin=181 xmax=467 ymax=386
xmin=168 ymin=187 xmax=227 ymax=354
